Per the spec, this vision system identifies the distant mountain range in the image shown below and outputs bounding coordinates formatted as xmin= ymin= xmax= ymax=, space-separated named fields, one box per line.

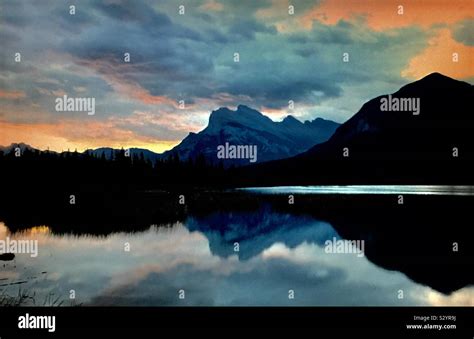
xmin=1 ymin=106 xmax=340 ymax=167
xmin=0 ymin=143 xmax=163 ymax=163
xmin=87 ymin=147 xmax=161 ymax=163
xmin=0 ymin=142 xmax=33 ymax=153
xmin=237 ymin=72 xmax=474 ymax=185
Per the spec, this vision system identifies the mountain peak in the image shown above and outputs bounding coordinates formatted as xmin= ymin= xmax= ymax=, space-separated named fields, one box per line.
xmin=236 ymin=104 xmax=253 ymax=111
xmin=304 ymin=72 xmax=473 ymax=156
xmin=207 ymin=105 xmax=270 ymax=131
xmin=236 ymin=104 xmax=266 ymax=117
xmin=0 ymin=142 xmax=34 ymax=152
xmin=420 ymin=72 xmax=452 ymax=81
xmin=406 ymin=72 xmax=468 ymax=90
xmin=281 ymin=115 xmax=302 ymax=126
xmin=282 ymin=115 xmax=299 ymax=121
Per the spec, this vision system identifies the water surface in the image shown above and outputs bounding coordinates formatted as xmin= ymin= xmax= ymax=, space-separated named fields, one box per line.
xmin=1 ymin=200 xmax=472 ymax=306
xmin=239 ymin=185 xmax=474 ymax=196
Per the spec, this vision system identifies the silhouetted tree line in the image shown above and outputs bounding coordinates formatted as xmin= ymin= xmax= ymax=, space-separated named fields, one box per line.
xmin=0 ymin=148 xmax=231 ymax=196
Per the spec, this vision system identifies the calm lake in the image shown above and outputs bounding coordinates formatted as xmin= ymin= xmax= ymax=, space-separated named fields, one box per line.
xmin=1 ymin=186 xmax=473 ymax=306
xmin=239 ymin=185 xmax=474 ymax=196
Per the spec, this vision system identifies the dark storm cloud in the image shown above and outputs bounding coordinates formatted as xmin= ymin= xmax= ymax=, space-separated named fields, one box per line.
xmin=52 ymin=7 xmax=99 ymax=34
xmin=287 ymin=21 xmax=356 ymax=45
xmin=221 ymin=75 xmax=342 ymax=109
xmin=311 ymin=20 xmax=355 ymax=44
xmin=453 ymin=19 xmax=474 ymax=46
xmin=205 ymin=28 xmax=230 ymax=44
xmin=54 ymin=4 xmax=214 ymax=101
xmin=0 ymin=0 xmax=29 ymax=27
xmin=95 ymin=0 xmax=164 ymax=22
xmin=219 ymin=0 xmax=273 ymax=14
xmin=228 ymin=18 xmax=277 ymax=40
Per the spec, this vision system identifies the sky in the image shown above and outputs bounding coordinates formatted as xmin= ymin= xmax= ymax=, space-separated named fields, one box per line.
xmin=0 ymin=0 xmax=473 ymax=153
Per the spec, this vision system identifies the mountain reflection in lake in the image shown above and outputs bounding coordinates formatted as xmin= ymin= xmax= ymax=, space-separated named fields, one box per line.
xmin=1 ymin=192 xmax=473 ymax=306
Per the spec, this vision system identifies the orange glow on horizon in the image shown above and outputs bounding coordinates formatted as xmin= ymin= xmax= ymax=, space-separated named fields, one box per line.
xmin=0 ymin=120 xmax=179 ymax=154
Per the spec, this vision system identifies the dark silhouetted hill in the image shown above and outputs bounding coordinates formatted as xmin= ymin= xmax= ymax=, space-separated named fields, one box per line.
xmin=235 ymin=73 xmax=474 ymax=185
